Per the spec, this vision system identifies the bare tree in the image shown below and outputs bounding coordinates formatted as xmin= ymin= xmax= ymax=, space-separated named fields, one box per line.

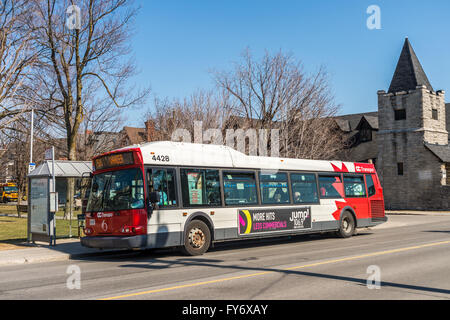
xmin=78 ymin=93 xmax=126 ymax=160
xmin=0 ymin=0 xmax=36 ymax=131
xmin=148 ymin=90 xmax=231 ymax=143
xmin=26 ymin=0 xmax=149 ymax=218
xmin=28 ymin=0 xmax=147 ymax=160
xmin=0 ymin=110 xmax=59 ymax=216
xmin=212 ymin=49 xmax=343 ymax=160
xmin=3 ymin=117 xmax=30 ymax=215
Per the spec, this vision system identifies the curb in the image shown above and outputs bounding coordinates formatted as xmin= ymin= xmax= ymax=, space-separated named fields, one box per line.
xmin=68 ymin=248 xmax=136 ymax=259
xmin=386 ymin=212 xmax=427 ymax=216
xmin=0 ymin=247 xmax=135 ymax=267
xmin=386 ymin=212 xmax=450 ymax=216
xmin=0 ymin=255 xmax=72 ymax=267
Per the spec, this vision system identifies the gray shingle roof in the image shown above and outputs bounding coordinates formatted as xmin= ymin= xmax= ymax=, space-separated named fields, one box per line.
xmin=424 ymin=143 xmax=450 ymax=162
xmin=388 ymin=38 xmax=433 ymax=93
xmin=334 ymin=112 xmax=378 ymax=132
xmin=335 ymin=118 xmax=351 ymax=132
xmin=363 ymin=116 xmax=379 ymax=130
xmin=355 ymin=115 xmax=379 ymax=130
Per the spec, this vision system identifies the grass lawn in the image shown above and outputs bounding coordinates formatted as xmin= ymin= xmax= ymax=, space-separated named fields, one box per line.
xmin=0 ymin=203 xmax=85 ymax=243
xmin=0 ymin=204 xmax=82 ymax=217
xmin=56 ymin=208 xmax=83 ymax=218
xmin=0 ymin=204 xmax=20 ymax=216
xmin=0 ymin=216 xmax=83 ymax=242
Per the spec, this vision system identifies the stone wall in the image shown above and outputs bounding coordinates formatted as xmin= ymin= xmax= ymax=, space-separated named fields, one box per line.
xmin=377 ymin=86 xmax=449 ymax=210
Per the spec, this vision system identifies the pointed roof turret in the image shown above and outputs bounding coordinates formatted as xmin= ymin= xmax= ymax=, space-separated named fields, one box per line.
xmin=388 ymin=38 xmax=433 ymax=93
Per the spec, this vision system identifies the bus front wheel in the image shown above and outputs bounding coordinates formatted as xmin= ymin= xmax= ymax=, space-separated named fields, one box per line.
xmin=181 ymin=220 xmax=211 ymax=256
xmin=336 ymin=211 xmax=355 ymax=238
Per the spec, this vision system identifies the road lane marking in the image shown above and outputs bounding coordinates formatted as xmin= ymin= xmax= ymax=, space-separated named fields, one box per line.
xmin=100 ymin=239 xmax=450 ymax=300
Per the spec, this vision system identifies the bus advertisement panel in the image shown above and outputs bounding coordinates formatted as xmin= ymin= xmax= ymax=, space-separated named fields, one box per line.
xmin=238 ymin=208 xmax=312 ymax=235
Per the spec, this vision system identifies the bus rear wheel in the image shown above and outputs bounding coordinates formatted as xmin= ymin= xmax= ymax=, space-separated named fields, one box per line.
xmin=181 ymin=220 xmax=211 ymax=256
xmin=336 ymin=211 xmax=355 ymax=238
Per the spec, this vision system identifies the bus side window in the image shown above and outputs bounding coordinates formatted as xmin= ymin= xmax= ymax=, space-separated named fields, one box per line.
xmin=223 ymin=172 xmax=258 ymax=206
xmin=148 ymin=168 xmax=177 ymax=207
xmin=366 ymin=174 xmax=376 ymax=197
xmin=343 ymin=175 xmax=366 ymax=198
xmin=290 ymin=173 xmax=319 ymax=204
xmin=318 ymin=175 xmax=343 ymax=199
xmin=180 ymin=169 xmax=221 ymax=207
xmin=259 ymin=172 xmax=290 ymax=204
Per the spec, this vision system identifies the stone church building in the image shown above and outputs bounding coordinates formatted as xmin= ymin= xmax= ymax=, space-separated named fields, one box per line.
xmin=338 ymin=38 xmax=450 ymax=210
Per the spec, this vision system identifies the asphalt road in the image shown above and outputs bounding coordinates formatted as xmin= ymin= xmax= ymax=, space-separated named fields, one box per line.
xmin=0 ymin=214 xmax=450 ymax=300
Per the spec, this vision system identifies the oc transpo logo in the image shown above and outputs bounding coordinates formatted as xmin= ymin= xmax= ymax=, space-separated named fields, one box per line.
xmin=97 ymin=212 xmax=113 ymax=218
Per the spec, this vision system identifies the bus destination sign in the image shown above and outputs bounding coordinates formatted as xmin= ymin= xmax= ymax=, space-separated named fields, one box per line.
xmin=94 ymin=152 xmax=134 ymax=171
xmin=238 ymin=207 xmax=312 ymax=235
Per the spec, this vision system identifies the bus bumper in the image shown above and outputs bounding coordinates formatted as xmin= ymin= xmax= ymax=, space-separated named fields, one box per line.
xmin=356 ymin=216 xmax=388 ymax=228
xmin=370 ymin=216 xmax=388 ymax=226
xmin=81 ymin=235 xmax=147 ymax=249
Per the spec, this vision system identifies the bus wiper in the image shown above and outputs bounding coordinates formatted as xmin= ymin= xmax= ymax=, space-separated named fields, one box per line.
xmin=100 ymin=175 xmax=112 ymax=211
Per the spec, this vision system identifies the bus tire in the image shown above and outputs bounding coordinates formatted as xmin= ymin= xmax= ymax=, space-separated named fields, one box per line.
xmin=336 ymin=211 xmax=355 ymax=238
xmin=181 ymin=220 xmax=211 ymax=256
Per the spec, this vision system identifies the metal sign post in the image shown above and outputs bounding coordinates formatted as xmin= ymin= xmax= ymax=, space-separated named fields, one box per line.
xmin=30 ymin=109 xmax=34 ymax=166
xmin=45 ymin=147 xmax=57 ymax=246
xmin=51 ymin=147 xmax=56 ymax=246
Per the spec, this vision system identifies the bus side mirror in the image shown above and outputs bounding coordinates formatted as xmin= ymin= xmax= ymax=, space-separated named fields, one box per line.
xmin=149 ymin=191 xmax=160 ymax=204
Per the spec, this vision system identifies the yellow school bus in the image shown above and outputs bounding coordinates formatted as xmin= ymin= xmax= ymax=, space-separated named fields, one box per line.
xmin=0 ymin=183 xmax=19 ymax=203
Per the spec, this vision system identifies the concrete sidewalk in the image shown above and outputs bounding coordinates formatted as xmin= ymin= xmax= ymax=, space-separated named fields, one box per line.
xmin=0 ymin=238 xmax=127 ymax=267
xmin=386 ymin=210 xmax=450 ymax=216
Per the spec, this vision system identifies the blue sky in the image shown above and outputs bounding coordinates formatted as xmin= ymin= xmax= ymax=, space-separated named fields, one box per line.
xmin=127 ymin=0 xmax=450 ymax=126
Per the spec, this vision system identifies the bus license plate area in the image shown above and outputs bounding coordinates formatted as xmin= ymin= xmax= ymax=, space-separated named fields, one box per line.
xmin=90 ymin=210 xmax=146 ymax=235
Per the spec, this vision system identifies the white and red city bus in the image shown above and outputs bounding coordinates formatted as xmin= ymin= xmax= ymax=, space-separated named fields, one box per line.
xmin=81 ymin=141 xmax=387 ymax=255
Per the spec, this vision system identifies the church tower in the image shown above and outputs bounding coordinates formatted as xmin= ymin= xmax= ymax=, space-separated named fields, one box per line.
xmin=377 ymin=38 xmax=448 ymax=209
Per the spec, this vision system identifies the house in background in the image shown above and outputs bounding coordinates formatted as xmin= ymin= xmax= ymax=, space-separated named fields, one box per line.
xmin=0 ymin=147 xmax=15 ymax=183
xmin=118 ymin=120 xmax=156 ymax=147
xmin=335 ymin=112 xmax=379 ymax=164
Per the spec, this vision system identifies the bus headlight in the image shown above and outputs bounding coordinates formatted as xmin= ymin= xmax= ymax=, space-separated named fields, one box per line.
xmin=121 ymin=226 xmax=144 ymax=235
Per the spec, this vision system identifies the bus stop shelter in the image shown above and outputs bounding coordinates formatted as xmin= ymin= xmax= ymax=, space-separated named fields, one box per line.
xmin=27 ymin=161 xmax=92 ymax=245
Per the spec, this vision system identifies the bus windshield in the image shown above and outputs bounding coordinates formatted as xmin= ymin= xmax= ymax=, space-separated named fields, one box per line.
xmin=4 ymin=186 xmax=18 ymax=193
xmin=86 ymin=168 xmax=145 ymax=212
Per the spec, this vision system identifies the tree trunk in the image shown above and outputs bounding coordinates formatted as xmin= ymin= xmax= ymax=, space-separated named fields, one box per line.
xmin=64 ymin=137 xmax=77 ymax=220
xmin=16 ymin=188 xmax=22 ymax=218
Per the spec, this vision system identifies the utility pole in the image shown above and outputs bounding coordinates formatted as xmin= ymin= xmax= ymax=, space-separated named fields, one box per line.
xmin=30 ymin=109 xmax=34 ymax=165
xmin=24 ymin=109 xmax=35 ymax=211
xmin=28 ymin=109 xmax=35 ymax=175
